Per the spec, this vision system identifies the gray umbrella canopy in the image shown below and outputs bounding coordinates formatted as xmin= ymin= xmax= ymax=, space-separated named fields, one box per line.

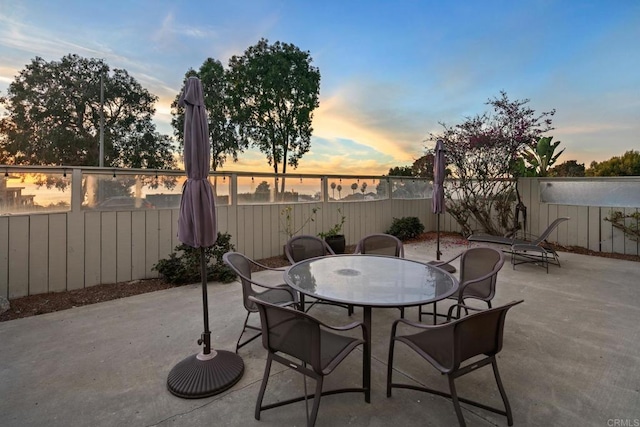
xmin=432 ymin=139 xmax=446 ymax=216
xmin=177 ymin=77 xmax=217 ymax=248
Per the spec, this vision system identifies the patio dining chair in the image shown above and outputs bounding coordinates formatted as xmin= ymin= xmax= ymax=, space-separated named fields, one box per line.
xmin=354 ymin=233 xmax=406 ymax=318
xmin=285 ymin=235 xmax=353 ymax=315
xmin=222 ymin=252 xmax=299 ymax=353
xmin=419 ymin=247 xmax=505 ymax=324
xmin=387 ymin=300 xmax=524 ymax=427
xmin=285 ymin=234 xmax=336 ymax=264
xmin=249 ymin=296 xmax=368 ymax=427
xmin=354 ymin=233 xmax=405 ymax=258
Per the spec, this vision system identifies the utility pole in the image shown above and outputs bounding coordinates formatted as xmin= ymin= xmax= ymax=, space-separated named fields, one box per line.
xmin=99 ymin=71 xmax=105 ymax=168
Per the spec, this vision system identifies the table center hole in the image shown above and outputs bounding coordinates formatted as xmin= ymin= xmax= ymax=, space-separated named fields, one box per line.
xmin=335 ymin=268 xmax=361 ymax=276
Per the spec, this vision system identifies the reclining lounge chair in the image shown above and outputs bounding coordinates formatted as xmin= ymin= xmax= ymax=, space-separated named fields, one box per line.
xmin=467 ymin=217 xmax=569 ymax=273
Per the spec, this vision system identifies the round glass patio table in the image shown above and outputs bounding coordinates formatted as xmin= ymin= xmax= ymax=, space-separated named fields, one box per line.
xmin=284 ymin=254 xmax=458 ymax=402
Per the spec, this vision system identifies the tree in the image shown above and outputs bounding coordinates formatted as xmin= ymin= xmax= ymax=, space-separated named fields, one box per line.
xmin=430 ymin=91 xmax=555 ymax=236
xmin=254 ymin=180 xmax=271 ymax=202
xmin=0 ymin=54 xmax=175 ymax=169
xmin=171 ymin=58 xmax=244 ymax=171
xmin=522 ymin=136 xmax=564 ymax=177
xmin=350 ymin=182 xmax=358 ymax=194
xmin=227 ymin=39 xmax=321 ymax=195
xmin=586 ymin=150 xmax=640 ymax=176
xmin=549 ymin=160 xmax=585 ymax=177
xmin=387 ymin=166 xmax=414 ymax=176
xmin=411 ymin=154 xmax=435 ymax=180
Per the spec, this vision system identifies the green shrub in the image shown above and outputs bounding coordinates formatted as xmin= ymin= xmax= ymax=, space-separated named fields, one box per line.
xmin=386 ymin=217 xmax=425 ymax=241
xmin=153 ymin=232 xmax=237 ymax=284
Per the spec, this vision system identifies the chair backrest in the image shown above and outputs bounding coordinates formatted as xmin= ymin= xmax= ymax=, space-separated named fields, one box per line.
xmin=222 ymin=252 xmax=263 ymax=312
xmin=532 ymin=217 xmax=570 ymax=245
xmin=250 ymin=296 xmax=323 ymax=372
xmin=452 ymin=300 xmax=523 ymax=369
xmin=285 ymin=234 xmax=335 ymax=264
xmin=458 ymin=247 xmax=505 ymax=301
xmin=354 ymin=233 xmax=404 ymax=257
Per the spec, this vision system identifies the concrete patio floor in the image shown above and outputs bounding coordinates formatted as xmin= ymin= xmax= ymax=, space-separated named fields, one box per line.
xmin=1 ymin=237 xmax=639 ymax=426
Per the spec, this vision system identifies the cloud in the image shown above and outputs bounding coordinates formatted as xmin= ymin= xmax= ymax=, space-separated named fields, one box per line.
xmin=312 ymin=88 xmax=425 ymax=164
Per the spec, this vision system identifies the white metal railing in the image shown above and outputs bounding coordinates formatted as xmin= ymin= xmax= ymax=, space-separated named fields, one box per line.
xmin=0 ymin=165 xmax=433 ymax=215
xmin=2 ymin=166 xmax=638 ymax=300
xmin=0 ymin=165 xmax=436 ymax=299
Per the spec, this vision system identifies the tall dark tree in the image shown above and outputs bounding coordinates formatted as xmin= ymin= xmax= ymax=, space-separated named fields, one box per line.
xmin=550 ymin=160 xmax=586 ymax=177
xmin=431 ymin=91 xmax=555 ymax=236
xmin=171 ymin=58 xmax=244 ymax=171
xmin=412 ymin=154 xmax=435 ymax=180
xmin=387 ymin=166 xmax=414 ymax=176
xmin=227 ymin=39 xmax=321 ymax=194
xmin=0 ymin=54 xmax=175 ymax=169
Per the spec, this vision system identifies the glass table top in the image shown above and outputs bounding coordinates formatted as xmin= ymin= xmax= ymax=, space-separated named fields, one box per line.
xmin=284 ymin=254 xmax=458 ymax=307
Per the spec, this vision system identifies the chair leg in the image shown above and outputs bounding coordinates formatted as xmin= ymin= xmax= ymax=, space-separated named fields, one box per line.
xmin=448 ymin=375 xmax=467 ymax=427
xmin=387 ymin=335 xmax=397 ymax=397
xmin=235 ymin=311 xmax=262 ymax=353
xmin=307 ymin=377 xmax=323 ymax=427
xmin=255 ymin=354 xmax=273 ymax=420
xmin=492 ymin=359 xmax=514 ymax=426
xmin=236 ymin=311 xmax=251 ymax=353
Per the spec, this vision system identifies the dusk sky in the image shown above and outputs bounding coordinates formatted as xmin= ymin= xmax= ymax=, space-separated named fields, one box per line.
xmin=1 ymin=1 xmax=639 ymax=175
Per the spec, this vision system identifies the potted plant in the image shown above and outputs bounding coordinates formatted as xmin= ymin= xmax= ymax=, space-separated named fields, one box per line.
xmin=318 ymin=208 xmax=347 ymax=254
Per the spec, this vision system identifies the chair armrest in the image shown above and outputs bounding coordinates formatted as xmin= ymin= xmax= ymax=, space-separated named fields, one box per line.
xmin=511 ymin=243 xmax=552 ymax=253
xmin=249 ymin=258 xmax=286 ymax=272
xmin=446 ymin=304 xmax=483 ymax=321
xmin=319 ymin=320 xmax=367 ymax=339
xmin=251 ymin=281 xmax=299 ymax=303
xmin=391 ymin=317 xmax=443 ymax=331
xmin=314 ymin=315 xmax=368 ymax=341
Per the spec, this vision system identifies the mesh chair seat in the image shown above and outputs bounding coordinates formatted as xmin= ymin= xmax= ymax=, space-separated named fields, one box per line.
xmin=388 ymin=300 xmax=523 ymax=426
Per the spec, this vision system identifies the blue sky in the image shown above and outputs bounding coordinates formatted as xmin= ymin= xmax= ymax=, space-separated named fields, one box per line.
xmin=1 ymin=0 xmax=639 ymax=175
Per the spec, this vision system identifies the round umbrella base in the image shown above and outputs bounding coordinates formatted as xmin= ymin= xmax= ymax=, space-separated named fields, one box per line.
xmin=167 ymin=350 xmax=244 ymax=399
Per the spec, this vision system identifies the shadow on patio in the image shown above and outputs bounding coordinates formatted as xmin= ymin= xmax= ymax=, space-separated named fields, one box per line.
xmin=1 ymin=237 xmax=639 ymax=426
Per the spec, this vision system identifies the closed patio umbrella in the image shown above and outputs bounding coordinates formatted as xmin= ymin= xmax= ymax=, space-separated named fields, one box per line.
xmin=167 ymin=77 xmax=243 ymax=399
xmin=428 ymin=139 xmax=456 ymax=273
xmin=432 ymin=139 xmax=446 ymax=260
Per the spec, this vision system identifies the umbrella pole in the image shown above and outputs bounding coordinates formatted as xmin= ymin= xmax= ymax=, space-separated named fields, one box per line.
xmin=200 ymin=247 xmax=211 ymax=355
xmin=436 ymin=213 xmax=441 ymax=260
xmin=428 ymin=212 xmax=456 ymax=273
